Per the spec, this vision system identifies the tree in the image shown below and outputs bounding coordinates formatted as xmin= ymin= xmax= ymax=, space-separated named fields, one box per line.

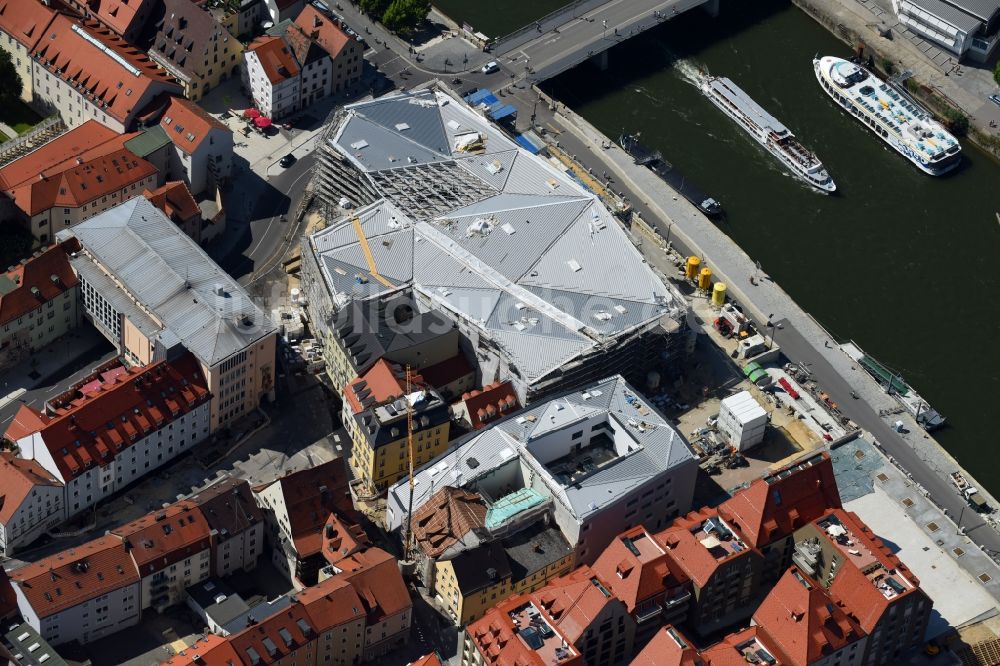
xmin=994 ymin=61 xmax=1000 ymax=86
xmin=0 ymin=49 xmax=22 ymax=102
xmin=944 ymin=108 xmax=969 ymax=136
xmin=381 ymin=0 xmax=429 ymax=35
xmin=359 ymin=0 xmax=390 ymax=16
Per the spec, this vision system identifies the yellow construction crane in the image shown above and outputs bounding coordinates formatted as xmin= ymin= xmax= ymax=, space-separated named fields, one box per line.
xmin=402 ymin=365 xmax=416 ymax=561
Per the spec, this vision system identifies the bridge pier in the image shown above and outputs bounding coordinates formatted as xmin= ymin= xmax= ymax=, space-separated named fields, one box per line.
xmin=701 ymin=0 xmax=721 ymax=17
xmin=589 ymin=50 xmax=609 ymax=71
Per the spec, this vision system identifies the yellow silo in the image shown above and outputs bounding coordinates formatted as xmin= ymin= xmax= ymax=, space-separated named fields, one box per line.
xmin=712 ymin=282 xmax=727 ymax=306
xmin=685 ymin=256 xmax=701 ymax=280
xmin=698 ymin=267 xmax=712 ymax=290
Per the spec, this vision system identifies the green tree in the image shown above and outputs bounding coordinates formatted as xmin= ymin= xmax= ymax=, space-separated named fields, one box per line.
xmin=0 ymin=49 xmax=23 ymax=102
xmin=944 ymin=108 xmax=969 ymax=135
xmin=360 ymin=0 xmax=390 ymax=16
xmin=994 ymin=60 xmax=1000 ymax=86
xmin=381 ymin=0 xmax=429 ymax=35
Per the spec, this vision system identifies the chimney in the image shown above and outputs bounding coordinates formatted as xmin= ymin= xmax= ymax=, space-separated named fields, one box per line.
xmin=313 ymin=15 xmax=321 ymax=28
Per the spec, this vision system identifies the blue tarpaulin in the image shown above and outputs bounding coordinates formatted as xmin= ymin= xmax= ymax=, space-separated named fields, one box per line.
xmin=465 ymin=89 xmax=498 ymax=106
xmin=515 ymin=134 xmax=542 ymax=154
xmin=490 ymin=104 xmax=517 ymax=121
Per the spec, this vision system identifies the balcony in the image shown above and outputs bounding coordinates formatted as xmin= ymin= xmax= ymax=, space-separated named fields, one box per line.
xmin=664 ymin=590 xmax=692 ymax=608
xmin=634 ymin=602 xmax=662 ymax=624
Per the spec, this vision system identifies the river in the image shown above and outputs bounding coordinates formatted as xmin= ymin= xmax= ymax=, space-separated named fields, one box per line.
xmin=438 ymin=0 xmax=1000 ymax=493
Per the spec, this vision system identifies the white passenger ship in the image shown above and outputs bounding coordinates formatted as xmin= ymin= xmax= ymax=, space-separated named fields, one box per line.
xmin=813 ymin=56 xmax=961 ymax=175
xmin=701 ymin=76 xmax=836 ymax=193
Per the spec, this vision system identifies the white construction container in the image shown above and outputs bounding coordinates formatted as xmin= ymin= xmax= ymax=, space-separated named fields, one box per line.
xmin=718 ymin=391 xmax=768 ymax=451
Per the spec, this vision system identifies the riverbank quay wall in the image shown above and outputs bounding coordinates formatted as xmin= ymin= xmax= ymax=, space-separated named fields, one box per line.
xmin=789 ymin=0 xmax=1000 ymax=160
xmin=535 ymin=89 xmax=1000 ymax=556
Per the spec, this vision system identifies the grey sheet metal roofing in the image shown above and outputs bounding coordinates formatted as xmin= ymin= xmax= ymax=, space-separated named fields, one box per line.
xmin=311 ymin=88 xmax=684 ymax=384
xmin=905 ymin=0 xmax=989 ymax=30
xmin=59 ymin=198 xmax=275 ymax=367
xmin=386 ymin=375 xmax=695 ymax=532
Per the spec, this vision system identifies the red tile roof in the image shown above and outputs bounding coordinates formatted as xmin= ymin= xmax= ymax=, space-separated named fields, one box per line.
xmin=0 ymin=0 xmax=57 ymax=49
xmin=591 ymin=526 xmax=688 ymax=613
xmin=247 ymin=35 xmax=300 ymax=85
xmin=110 ymin=503 xmax=212 ymax=575
xmin=8 ymin=534 xmax=139 ymax=617
xmin=630 ymin=626 xmax=702 ymax=666
xmin=411 ymin=486 xmax=486 ymax=559
xmin=0 ymin=121 xmax=124 ymax=191
xmin=409 ymin=654 xmax=443 ymax=666
xmin=296 ymin=574 xmax=365 ymax=631
xmin=536 ymin=566 xmax=621 ymax=645
xmin=720 ymin=452 xmax=841 ymax=549
xmin=228 ymin=601 xmax=316 ymax=665
xmin=0 ymin=239 xmax=79 ymax=327
xmin=290 ymin=6 xmax=353 ymax=60
xmin=340 ymin=547 xmax=412 ymax=623
xmin=253 ymin=458 xmax=357 ymax=558
xmin=460 ymin=380 xmax=519 ymax=429
xmin=345 ymin=358 xmax=419 ymax=415
xmin=160 ymin=633 xmax=243 ymax=666
xmin=87 ymin=0 xmax=150 ymax=38
xmin=30 ymin=15 xmax=177 ymax=125
xmin=158 ymin=96 xmax=230 ymax=154
xmin=4 ymin=147 xmax=156 ymax=216
xmin=752 ymin=567 xmax=865 ymax=665
xmin=0 ymin=452 xmax=63 ymax=525
xmin=143 ymin=181 xmax=200 ymax=224
xmin=322 ymin=512 xmax=372 ymax=568
xmin=3 ymin=406 xmax=50 ymax=443
xmin=700 ymin=626 xmax=786 ymax=666
xmin=657 ymin=509 xmax=752 ymax=589
xmin=6 ymin=353 xmax=209 ymax=482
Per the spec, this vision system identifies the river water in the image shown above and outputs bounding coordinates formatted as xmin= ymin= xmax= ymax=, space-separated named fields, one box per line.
xmin=440 ymin=0 xmax=1000 ymax=492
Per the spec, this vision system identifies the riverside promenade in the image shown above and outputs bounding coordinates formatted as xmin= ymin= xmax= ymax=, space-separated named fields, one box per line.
xmin=528 ymin=89 xmax=1000 ymax=563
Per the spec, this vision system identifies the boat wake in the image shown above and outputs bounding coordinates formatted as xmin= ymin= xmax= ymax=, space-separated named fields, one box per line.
xmin=673 ymin=58 xmax=709 ymax=90
xmin=631 ymin=86 xmax=665 ymax=107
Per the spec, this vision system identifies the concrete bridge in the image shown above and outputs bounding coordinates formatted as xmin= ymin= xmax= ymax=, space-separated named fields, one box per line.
xmin=490 ymin=0 xmax=720 ymax=83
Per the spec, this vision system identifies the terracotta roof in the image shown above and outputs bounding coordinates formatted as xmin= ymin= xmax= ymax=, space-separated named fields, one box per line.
xmin=752 ymin=567 xmax=865 ymax=665
xmin=0 ymin=121 xmax=124 ymax=191
xmin=4 ymin=406 xmax=50 ymax=443
xmin=536 ymin=567 xmax=622 ymax=645
xmin=700 ymin=626 xmax=786 ymax=666
xmin=110 ymin=503 xmax=212 ymax=575
xmin=412 ymin=487 xmax=486 ymax=559
xmin=0 ymin=0 xmax=58 ymax=49
xmin=30 ymin=15 xmax=177 ymax=125
xmin=296 ymin=574 xmax=365 ymax=631
xmin=6 ymin=353 xmax=209 ymax=482
xmin=228 ymin=601 xmax=316 ymax=665
xmin=147 ymin=0 xmax=233 ymax=81
xmin=160 ymin=634 xmax=243 ymax=666
xmin=419 ymin=353 xmax=474 ymax=390
xmin=143 ymin=181 xmax=200 ymax=224
xmin=630 ymin=626 xmax=701 ymax=666
xmin=178 ymin=478 xmax=263 ymax=541
xmin=590 ymin=526 xmax=688 ymax=613
xmin=656 ymin=508 xmax=752 ymax=589
xmin=340 ymin=547 xmax=412 ymax=623
xmin=8 ymin=534 xmax=139 ymax=617
xmin=0 ymin=452 xmax=63 ymax=525
xmin=158 ymin=95 xmax=230 ymax=154
xmin=253 ymin=458 xmax=357 ymax=558
xmin=345 ymin=358 xmax=422 ymax=415
xmin=247 ymin=35 xmax=299 ymax=85
xmin=409 ymin=654 xmax=443 ymax=666
xmin=4 ymin=147 xmax=156 ymax=216
xmin=291 ymin=6 xmax=352 ymax=60
xmin=0 ymin=239 xmax=79 ymax=327
xmin=820 ymin=509 xmax=925 ymax=632
xmin=88 ymin=0 xmax=151 ymax=38
xmin=720 ymin=452 xmax=841 ymax=549
xmin=462 ymin=380 xmax=520 ymax=429
xmin=322 ymin=512 xmax=372 ymax=569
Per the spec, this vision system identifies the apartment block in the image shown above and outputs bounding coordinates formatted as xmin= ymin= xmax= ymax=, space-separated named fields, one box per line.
xmin=3 ymin=354 xmax=210 ymax=553
xmin=0 ymin=240 xmax=80 ymax=370
xmin=59 ymin=197 xmax=276 ymax=430
xmin=0 ymin=0 xmax=58 ymax=103
xmin=180 ymin=478 xmax=265 ymax=578
xmin=150 ymin=95 xmax=234 ymax=196
xmin=0 ymin=454 xmax=64 ymax=557
xmin=147 ymin=0 xmax=243 ymax=101
xmin=29 ymin=15 xmax=182 ymax=132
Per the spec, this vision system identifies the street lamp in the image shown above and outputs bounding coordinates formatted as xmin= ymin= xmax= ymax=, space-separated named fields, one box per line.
xmin=603 ymin=19 xmax=608 ymax=39
xmin=765 ymin=314 xmax=778 ymax=350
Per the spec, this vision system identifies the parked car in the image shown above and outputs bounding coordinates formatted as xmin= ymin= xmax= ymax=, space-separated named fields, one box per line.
xmin=279 ymin=154 xmax=296 ymax=168
xmin=481 ymin=61 xmax=500 ymax=74
xmin=990 ymin=93 xmax=1000 ymax=107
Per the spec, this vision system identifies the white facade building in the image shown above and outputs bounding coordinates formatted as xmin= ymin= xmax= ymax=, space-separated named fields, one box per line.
xmin=719 ymin=390 xmax=768 ymax=451
xmin=387 ymin=375 xmax=698 ymax=566
xmin=891 ymin=0 xmax=1000 ymax=61
xmin=0 ymin=455 xmax=64 ymax=556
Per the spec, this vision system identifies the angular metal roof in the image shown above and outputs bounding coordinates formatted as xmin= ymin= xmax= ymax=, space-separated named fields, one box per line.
xmin=311 ymin=89 xmax=684 ymax=386
xmin=60 ymin=198 xmax=275 ymax=367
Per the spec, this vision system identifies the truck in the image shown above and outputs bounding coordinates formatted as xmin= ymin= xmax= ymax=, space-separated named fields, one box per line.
xmin=952 ymin=472 xmax=990 ymax=512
